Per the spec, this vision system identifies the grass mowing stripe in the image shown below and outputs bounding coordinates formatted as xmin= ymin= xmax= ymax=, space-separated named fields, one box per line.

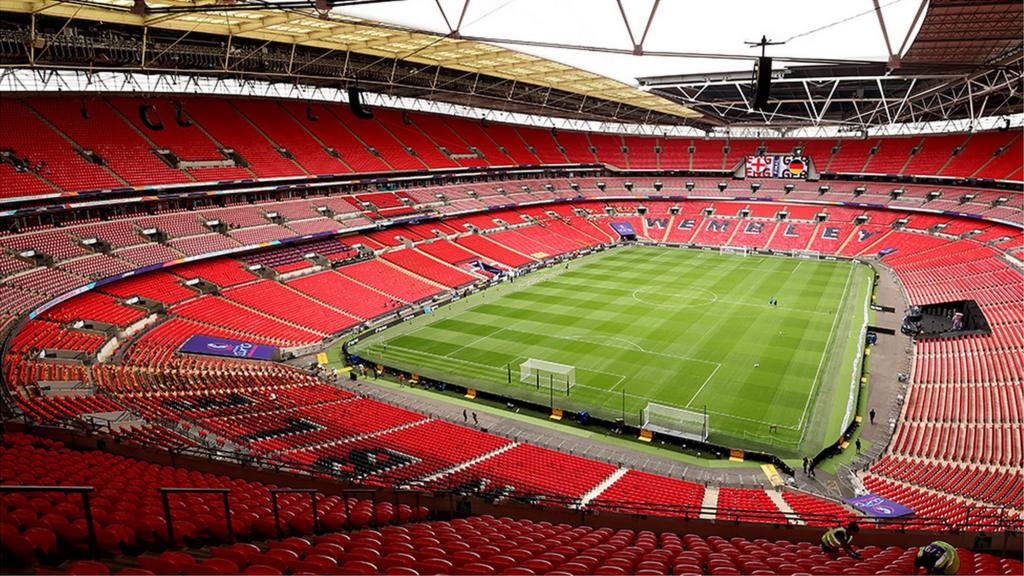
xmin=349 ymin=246 xmax=870 ymax=458
xmin=797 ymin=265 xmax=853 ymax=431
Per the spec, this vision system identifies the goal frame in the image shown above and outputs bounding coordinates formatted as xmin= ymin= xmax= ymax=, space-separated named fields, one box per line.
xmin=719 ymin=245 xmax=750 ymax=257
xmin=520 ymin=358 xmax=576 ymax=393
xmin=795 ymin=250 xmax=822 ymax=260
xmin=642 ymin=402 xmax=709 ymax=442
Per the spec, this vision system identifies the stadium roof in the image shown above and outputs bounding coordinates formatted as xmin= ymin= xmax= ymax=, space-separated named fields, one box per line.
xmin=0 ymin=0 xmax=704 ymax=124
xmin=0 ymin=0 xmax=1020 ymax=130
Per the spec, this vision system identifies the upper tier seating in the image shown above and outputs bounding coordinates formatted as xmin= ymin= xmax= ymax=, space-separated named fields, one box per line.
xmin=231 ymin=99 xmax=351 ymax=175
xmin=1 ymin=99 xmax=125 ymax=193
xmin=29 ymin=98 xmax=187 ymax=187
xmin=942 ymin=131 xmax=1019 ymax=178
xmin=2 ymin=96 xmax=1021 ymax=203
xmin=41 ymin=291 xmax=145 ymax=327
xmin=106 ymin=98 xmax=249 ymax=182
xmin=281 ymin=102 xmax=392 ymax=173
xmin=373 ymin=110 xmax=460 ymax=169
xmin=49 ymin=516 xmax=1024 ymax=576
xmin=183 ymin=97 xmax=305 ymax=179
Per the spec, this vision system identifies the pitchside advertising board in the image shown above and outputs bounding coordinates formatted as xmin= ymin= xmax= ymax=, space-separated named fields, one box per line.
xmin=746 ymin=155 xmax=810 ymax=179
xmin=179 ymin=334 xmax=277 ymax=360
xmin=845 ymin=494 xmax=914 ymax=518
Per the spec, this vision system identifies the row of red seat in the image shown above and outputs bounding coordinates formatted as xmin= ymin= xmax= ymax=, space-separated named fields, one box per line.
xmin=1 ymin=185 xmax=1018 ymax=318
xmin=3 ymin=95 xmax=1021 ymax=200
xmin=41 ymin=291 xmax=146 ymax=327
xmin=3 ymin=200 xmax=1021 ymax=534
xmin=40 ymin=516 xmax=1024 ymax=576
xmin=862 ymin=227 xmax=1023 ymax=523
xmin=872 ymin=455 xmax=1022 ymax=509
xmin=0 ymin=432 xmax=427 ymax=569
xmin=9 ymin=319 xmax=105 ymax=355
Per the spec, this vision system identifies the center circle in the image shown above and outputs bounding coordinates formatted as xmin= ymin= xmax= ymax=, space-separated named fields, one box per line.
xmin=632 ymin=286 xmax=719 ymax=308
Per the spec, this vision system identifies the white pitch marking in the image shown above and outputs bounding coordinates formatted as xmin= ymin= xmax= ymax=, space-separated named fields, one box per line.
xmin=445 ymin=327 xmax=505 ymax=358
xmin=631 ymin=286 xmax=720 ymax=309
xmin=564 ymin=334 xmax=646 ymax=352
xmin=381 ymin=343 xmax=790 ymax=430
xmin=795 ymin=265 xmax=853 ymax=432
xmin=685 ymin=362 xmax=722 ymax=407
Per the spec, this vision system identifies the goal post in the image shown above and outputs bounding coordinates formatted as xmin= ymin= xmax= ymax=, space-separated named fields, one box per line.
xmin=520 ymin=358 xmax=576 ymax=394
xmin=719 ymin=245 xmax=749 ymax=257
xmin=796 ymin=250 xmax=821 ymax=260
xmin=642 ymin=402 xmax=709 ymax=442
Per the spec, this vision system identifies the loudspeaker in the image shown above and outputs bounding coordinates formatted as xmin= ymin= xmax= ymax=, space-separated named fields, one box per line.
xmin=139 ymin=104 xmax=164 ymax=131
xmin=348 ymin=87 xmax=374 ymax=120
xmin=753 ymin=57 xmax=772 ymax=110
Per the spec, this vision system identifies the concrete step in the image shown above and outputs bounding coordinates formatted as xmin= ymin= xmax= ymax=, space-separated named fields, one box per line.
xmin=700 ymin=486 xmax=719 ymax=520
xmin=579 ymin=468 xmax=628 ymax=506
xmin=767 ymin=489 xmax=805 ymax=525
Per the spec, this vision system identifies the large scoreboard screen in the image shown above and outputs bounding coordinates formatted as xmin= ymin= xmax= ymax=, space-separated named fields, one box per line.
xmin=745 ymin=155 xmax=810 ymax=179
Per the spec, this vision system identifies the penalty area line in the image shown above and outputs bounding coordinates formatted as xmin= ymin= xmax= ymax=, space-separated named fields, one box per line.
xmin=685 ymin=362 xmax=722 ymax=407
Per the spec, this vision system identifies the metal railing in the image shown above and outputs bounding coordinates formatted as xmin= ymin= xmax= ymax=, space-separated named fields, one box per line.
xmin=159 ymin=487 xmax=233 ymax=545
xmin=0 ymin=485 xmax=98 ymax=556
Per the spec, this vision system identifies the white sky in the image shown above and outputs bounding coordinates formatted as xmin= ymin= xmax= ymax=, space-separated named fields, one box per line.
xmin=334 ymin=0 xmax=925 ymax=85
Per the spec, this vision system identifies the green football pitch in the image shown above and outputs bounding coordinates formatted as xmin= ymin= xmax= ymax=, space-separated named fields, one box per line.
xmin=349 ymin=246 xmax=872 ymax=457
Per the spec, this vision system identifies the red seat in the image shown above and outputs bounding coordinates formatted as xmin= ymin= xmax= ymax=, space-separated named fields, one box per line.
xmin=136 ymin=556 xmax=181 ymax=575
xmin=457 ymin=563 xmax=495 ymax=575
xmin=241 ymin=566 xmax=282 ymax=576
xmin=339 ymin=560 xmax=378 ymax=575
xmin=2 ymin=532 xmax=36 ymax=565
xmin=66 ymin=560 xmax=112 ymax=575
xmin=23 ymin=527 xmax=58 ymax=556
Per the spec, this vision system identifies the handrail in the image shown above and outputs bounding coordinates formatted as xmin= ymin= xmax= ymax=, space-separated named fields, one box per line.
xmin=0 ymin=485 xmax=98 ymax=556
xmin=159 ymin=487 xmax=233 ymax=545
xmin=270 ymin=488 xmax=319 ymax=539
xmin=20 ymin=415 xmax=1021 ymax=535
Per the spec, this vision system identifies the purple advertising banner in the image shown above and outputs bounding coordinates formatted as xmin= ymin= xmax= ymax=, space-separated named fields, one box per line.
xmin=609 ymin=221 xmax=637 ymax=236
xmin=846 ymin=494 xmax=914 ymax=518
xmin=179 ymin=334 xmax=277 ymax=360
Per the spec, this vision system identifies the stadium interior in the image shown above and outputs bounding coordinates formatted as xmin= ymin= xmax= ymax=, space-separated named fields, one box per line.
xmin=0 ymin=0 xmax=1022 ymax=575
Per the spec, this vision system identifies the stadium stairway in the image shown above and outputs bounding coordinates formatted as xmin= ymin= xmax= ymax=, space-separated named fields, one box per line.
xmin=765 ymin=491 xmax=805 ymax=526
xmin=578 ymin=468 xmax=629 ymax=507
xmin=275 ymin=416 xmax=430 ymax=458
xmin=698 ymin=487 xmax=719 ymax=521
xmin=417 ymin=442 xmax=520 ymax=484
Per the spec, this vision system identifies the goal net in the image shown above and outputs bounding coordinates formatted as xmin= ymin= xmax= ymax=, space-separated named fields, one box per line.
xmin=796 ymin=250 xmax=821 ymax=260
xmin=520 ymin=358 xmax=576 ymax=393
xmin=719 ymin=245 xmax=749 ymax=257
xmin=642 ymin=403 xmax=709 ymax=441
